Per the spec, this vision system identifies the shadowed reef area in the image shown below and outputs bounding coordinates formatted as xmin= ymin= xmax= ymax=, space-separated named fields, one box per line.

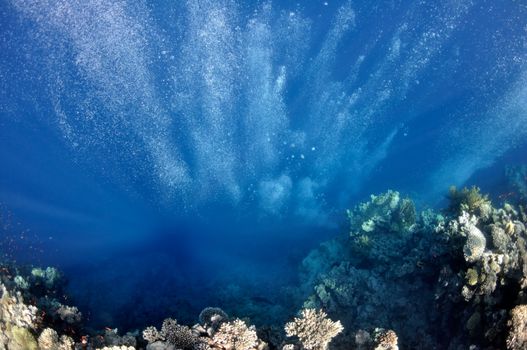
xmin=2 ymin=165 xmax=527 ymax=350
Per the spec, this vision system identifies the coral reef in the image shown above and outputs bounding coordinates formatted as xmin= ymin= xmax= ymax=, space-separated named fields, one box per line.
xmin=1 ymin=185 xmax=527 ymax=350
xmin=37 ymin=328 xmax=75 ymax=350
xmin=0 ymin=262 xmax=139 ymax=350
xmin=142 ymin=309 xmax=267 ymax=350
xmin=447 ymin=186 xmax=492 ymax=216
xmin=199 ymin=307 xmax=229 ymax=332
xmin=371 ymin=329 xmax=398 ymax=350
xmin=432 ymin=190 xmax=527 ymax=348
xmin=300 ymin=187 xmax=527 ymax=348
xmin=0 ymin=282 xmax=41 ymax=350
xmin=211 ymin=319 xmax=259 ymax=350
xmin=284 ymin=308 xmax=343 ymax=350
xmin=301 ymin=190 xmax=444 ymax=348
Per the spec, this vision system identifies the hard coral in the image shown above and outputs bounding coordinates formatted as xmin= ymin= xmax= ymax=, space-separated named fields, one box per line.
xmin=285 ymin=309 xmax=343 ymax=350
xmin=144 ymin=318 xmax=197 ymax=349
xmin=212 ymin=319 xmax=259 ymax=350
xmin=38 ymin=328 xmax=74 ymax=350
xmin=448 ymin=186 xmax=491 ymax=216
xmin=435 ymin=189 xmax=527 ymax=348
xmin=199 ymin=307 xmax=228 ymax=330
xmin=302 ymin=190 xmax=444 ymax=349
xmin=0 ymin=284 xmax=40 ymax=329
xmin=372 ymin=328 xmax=398 ymax=350
xmin=143 ymin=326 xmax=161 ymax=343
xmin=10 ymin=325 xmax=38 ymax=350
xmin=348 ymin=190 xmax=416 ymax=236
xmin=458 ymin=212 xmax=487 ymax=263
xmin=507 ymin=304 xmax=527 ymax=350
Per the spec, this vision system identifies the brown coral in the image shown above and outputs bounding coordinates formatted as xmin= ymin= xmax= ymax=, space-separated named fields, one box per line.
xmin=372 ymin=328 xmax=398 ymax=350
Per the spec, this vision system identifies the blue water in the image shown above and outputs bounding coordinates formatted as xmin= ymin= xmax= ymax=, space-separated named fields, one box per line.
xmin=1 ymin=0 xmax=526 ymax=330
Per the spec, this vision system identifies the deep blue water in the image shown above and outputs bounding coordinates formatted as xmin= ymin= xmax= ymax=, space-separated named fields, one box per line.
xmin=1 ymin=0 xmax=526 ymax=330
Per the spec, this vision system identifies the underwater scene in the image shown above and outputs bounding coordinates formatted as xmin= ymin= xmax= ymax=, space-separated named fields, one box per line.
xmin=0 ymin=0 xmax=527 ymax=349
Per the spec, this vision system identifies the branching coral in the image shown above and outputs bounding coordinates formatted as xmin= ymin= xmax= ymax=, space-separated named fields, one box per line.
xmin=212 ymin=319 xmax=259 ymax=350
xmin=38 ymin=328 xmax=59 ymax=349
xmin=285 ymin=309 xmax=343 ymax=350
xmin=1 ymin=185 xmax=526 ymax=350
xmin=143 ymin=326 xmax=161 ymax=343
xmin=36 ymin=296 xmax=82 ymax=327
xmin=55 ymin=304 xmax=82 ymax=324
xmin=143 ymin=318 xmax=197 ymax=349
xmin=0 ymin=274 xmax=78 ymax=350
xmin=163 ymin=320 xmax=197 ymax=349
xmin=144 ymin=313 xmax=264 ymax=350
xmin=448 ymin=186 xmax=491 ymax=216
xmin=0 ymin=284 xmax=40 ymax=329
xmin=37 ymin=328 xmax=74 ymax=350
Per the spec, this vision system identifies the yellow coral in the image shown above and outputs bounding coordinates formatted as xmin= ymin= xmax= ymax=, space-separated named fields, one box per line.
xmin=10 ymin=326 xmax=38 ymax=350
xmin=505 ymin=221 xmax=515 ymax=235
xmin=448 ymin=186 xmax=491 ymax=215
